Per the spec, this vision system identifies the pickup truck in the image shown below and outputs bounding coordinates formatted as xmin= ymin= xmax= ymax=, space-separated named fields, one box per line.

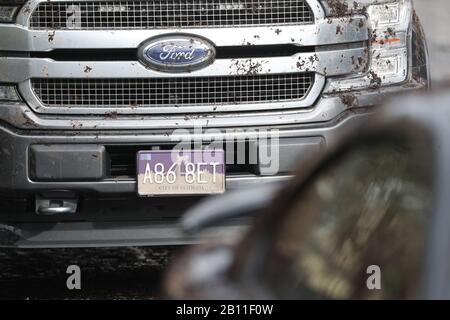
xmin=0 ymin=0 xmax=429 ymax=247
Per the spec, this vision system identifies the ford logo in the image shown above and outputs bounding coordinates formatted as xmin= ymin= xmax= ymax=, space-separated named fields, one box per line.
xmin=138 ymin=35 xmax=216 ymax=72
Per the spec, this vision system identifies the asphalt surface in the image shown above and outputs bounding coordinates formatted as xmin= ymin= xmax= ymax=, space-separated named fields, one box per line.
xmin=0 ymin=2 xmax=449 ymax=300
xmin=0 ymin=246 xmax=181 ymax=299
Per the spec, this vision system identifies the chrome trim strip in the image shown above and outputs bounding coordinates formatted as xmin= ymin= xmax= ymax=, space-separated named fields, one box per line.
xmin=6 ymin=45 xmax=367 ymax=114
xmin=2 ymin=2 xmax=367 ymax=51
xmin=0 ymin=88 xmax=384 ymax=129
xmin=0 ymin=19 xmax=368 ymax=50
xmin=3 ymin=47 xmax=367 ymax=81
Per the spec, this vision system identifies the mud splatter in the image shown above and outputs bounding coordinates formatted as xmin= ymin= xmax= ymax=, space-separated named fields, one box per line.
xmin=48 ymin=31 xmax=55 ymax=42
xmin=339 ymin=93 xmax=359 ymax=107
xmin=368 ymin=71 xmax=382 ymax=89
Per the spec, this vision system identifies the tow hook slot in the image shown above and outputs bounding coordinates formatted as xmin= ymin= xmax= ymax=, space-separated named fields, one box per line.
xmin=35 ymin=194 xmax=78 ymax=215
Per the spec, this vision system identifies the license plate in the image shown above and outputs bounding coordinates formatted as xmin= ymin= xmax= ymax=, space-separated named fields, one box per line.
xmin=137 ymin=149 xmax=225 ymax=196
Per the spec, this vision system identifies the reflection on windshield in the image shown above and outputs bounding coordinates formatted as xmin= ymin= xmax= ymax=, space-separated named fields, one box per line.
xmin=264 ymin=141 xmax=432 ymax=299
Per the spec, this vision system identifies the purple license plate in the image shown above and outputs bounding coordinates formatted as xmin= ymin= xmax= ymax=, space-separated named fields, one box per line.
xmin=137 ymin=149 xmax=225 ymax=196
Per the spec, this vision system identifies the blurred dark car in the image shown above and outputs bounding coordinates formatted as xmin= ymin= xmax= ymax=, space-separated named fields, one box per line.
xmin=164 ymin=91 xmax=450 ymax=300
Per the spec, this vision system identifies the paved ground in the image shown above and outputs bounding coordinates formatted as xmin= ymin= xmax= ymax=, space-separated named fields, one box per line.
xmin=0 ymin=246 xmax=181 ymax=299
xmin=0 ymin=2 xmax=448 ymax=300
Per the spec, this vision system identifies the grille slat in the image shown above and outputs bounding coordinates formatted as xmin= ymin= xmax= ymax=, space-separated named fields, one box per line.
xmin=31 ymin=74 xmax=314 ymax=109
xmin=30 ymin=0 xmax=314 ymax=30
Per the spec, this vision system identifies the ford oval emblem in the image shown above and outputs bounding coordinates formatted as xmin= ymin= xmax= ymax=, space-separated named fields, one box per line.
xmin=138 ymin=35 xmax=216 ymax=72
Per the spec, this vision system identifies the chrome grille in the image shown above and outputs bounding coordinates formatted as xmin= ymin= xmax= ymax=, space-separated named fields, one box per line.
xmin=31 ymin=74 xmax=314 ymax=109
xmin=29 ymin=0 xmax=314 ymax=30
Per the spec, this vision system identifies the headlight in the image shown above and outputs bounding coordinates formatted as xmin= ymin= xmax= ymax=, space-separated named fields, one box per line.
xmin=368 ymin=3 xmax=402 ymax=27
xmin=0 ymin=0 xmax=27 ymax=23
xmin=0 ymin=85 xmax=22 ymax=102
xmin=368 ymin=0 xmax=411 ymax=86
xmin=326 ymin=0 xmax=413 ymax=93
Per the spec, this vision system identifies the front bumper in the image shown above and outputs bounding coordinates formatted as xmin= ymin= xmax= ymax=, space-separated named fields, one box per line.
xmin=0 ymin=109 xmax=372 ymax=248
xmin=0 ymin=80 xmax=427 ymax=247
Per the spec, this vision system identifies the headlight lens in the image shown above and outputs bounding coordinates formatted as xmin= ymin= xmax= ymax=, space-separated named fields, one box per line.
xmin=326 ymin=0 xmax=413 ymax=93
xmin=0 ymin=85 xmax=22 ymax=102
xmin=368 ymin=3 xmax=401 ymax=27
xmin=370 ymin=49 xmax=408 ymax=84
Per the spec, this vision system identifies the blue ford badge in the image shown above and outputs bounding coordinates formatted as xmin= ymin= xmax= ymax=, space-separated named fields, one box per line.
xmin=138 ymin=35 xmax=216 ymax=72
